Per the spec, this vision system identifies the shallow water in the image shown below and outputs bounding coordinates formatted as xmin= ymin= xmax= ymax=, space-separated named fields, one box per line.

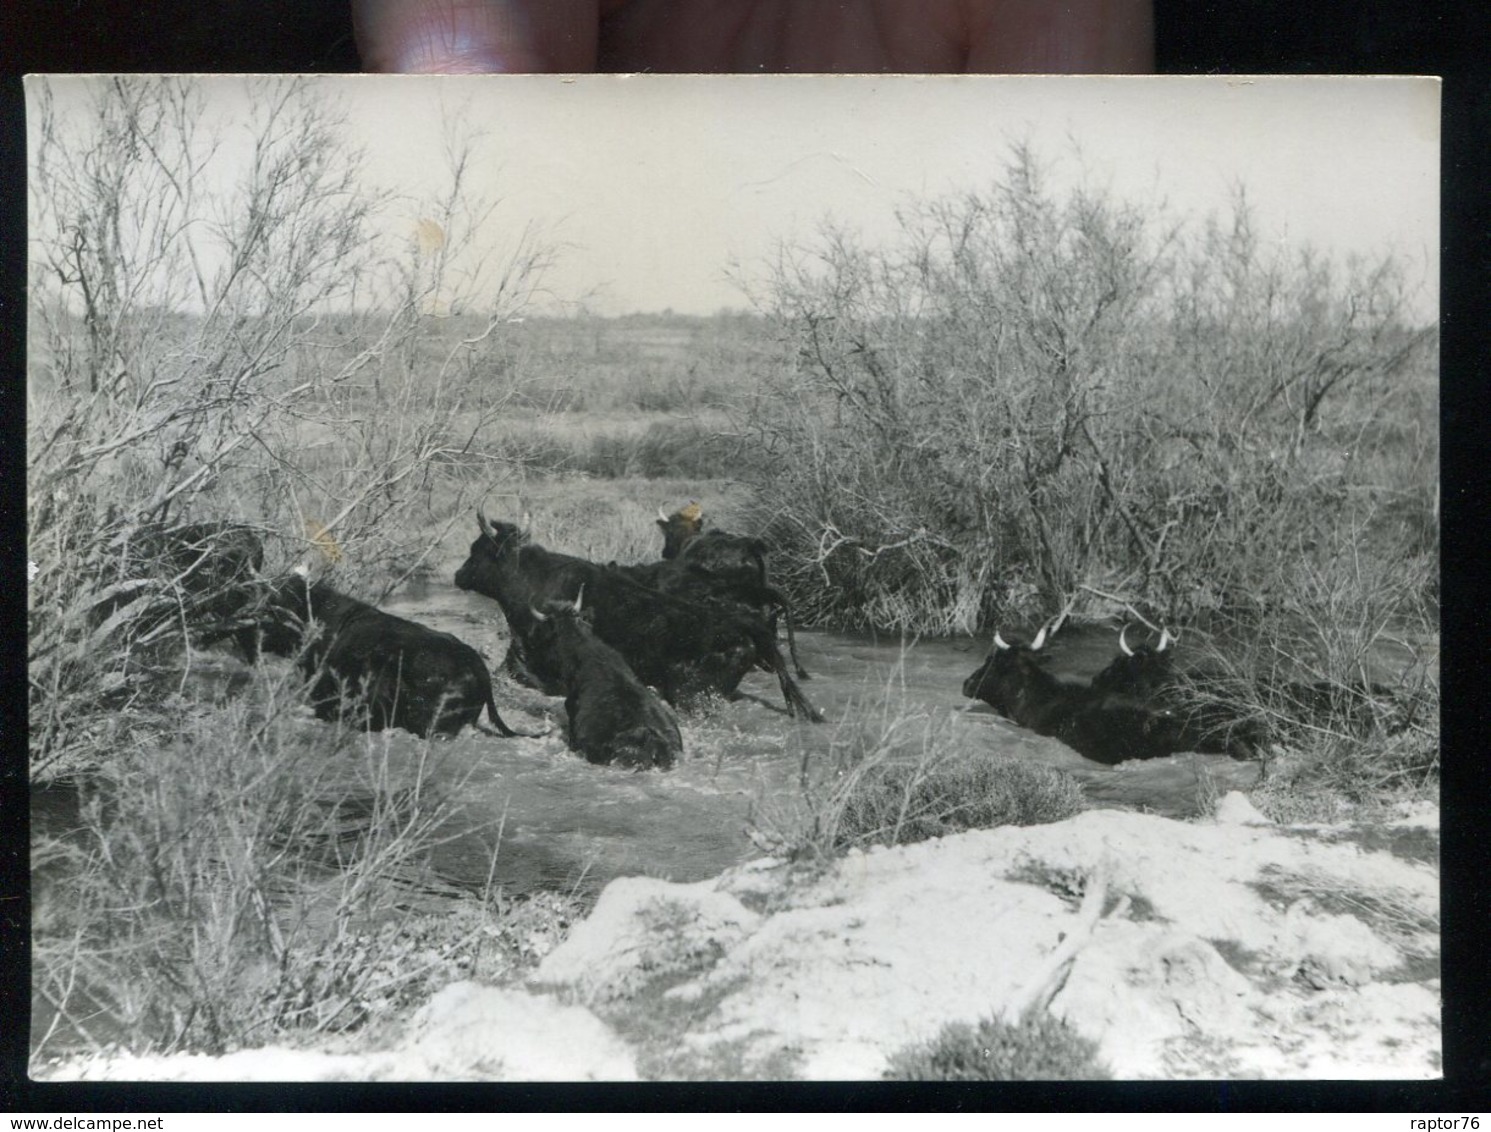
xmin=38 ymin=580 xmax=1432 ymax=904
xmin=367 ymin=584 xmax=1265 ymax=898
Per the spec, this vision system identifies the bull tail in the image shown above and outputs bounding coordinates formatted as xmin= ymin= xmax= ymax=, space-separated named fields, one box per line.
xmin=483 ymin=687 xmax=525 ymax=738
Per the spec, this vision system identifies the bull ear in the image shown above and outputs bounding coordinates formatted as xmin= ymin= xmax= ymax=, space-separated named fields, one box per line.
xmin=1030 ymin=624 xmax=1048 ymax=651
xmin=992 ymin=629 xmax=1011 ymax=651
xmin=1119 ymin=625 xmax=1134 ymax=656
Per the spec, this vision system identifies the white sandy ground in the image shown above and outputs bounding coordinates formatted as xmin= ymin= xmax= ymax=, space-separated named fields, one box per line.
xmin=38 ymin=792 xmax=1439 ymax=1082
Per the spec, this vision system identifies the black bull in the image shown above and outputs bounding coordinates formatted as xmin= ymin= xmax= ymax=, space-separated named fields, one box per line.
xmin=453 ymin=512 xmax=823 ymax=722
xmin=528 ymin=595 xmax=683 ymax=771
xmin=962 ymin=625 xmax=1256 ymax=765
xmin=625 ymin=503 xmax=809 ymax=681
xmin=246 ymin=574 xmax=523 ymax=738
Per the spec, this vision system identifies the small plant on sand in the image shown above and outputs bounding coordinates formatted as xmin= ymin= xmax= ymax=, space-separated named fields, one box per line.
xmin=749 ymin=702 xmax=1086 ymax=862
xmin=832 ymin=756 xmax=1086 ymax=851
xmin=884 ymin=1012 xmax=1112 ymax=1081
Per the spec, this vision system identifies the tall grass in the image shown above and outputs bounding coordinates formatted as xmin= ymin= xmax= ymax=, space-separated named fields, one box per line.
xmin=29 ymin=659 xmax=515 ymax=1060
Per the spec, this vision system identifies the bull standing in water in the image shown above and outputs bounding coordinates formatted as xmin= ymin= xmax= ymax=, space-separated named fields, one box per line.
xmin=636 ymin=501 xmax=810 ymax=681
xmin=528 ymin=589 xmax=682 ymax=771
xmin=454 ymin=511 xmax=822 ymax=722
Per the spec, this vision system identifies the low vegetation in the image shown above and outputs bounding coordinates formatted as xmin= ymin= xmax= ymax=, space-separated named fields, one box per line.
xmin=750 ymin=706 xmax=1087 ymax=862
xmin=30 ymin=657 xmax=586 ymax=1061
xmin=884 ymin=1013 xmax=1112 ymax=1081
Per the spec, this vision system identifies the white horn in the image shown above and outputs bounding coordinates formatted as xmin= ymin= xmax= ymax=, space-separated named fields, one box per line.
xmin=657 ymin=507 xmax=669 ymax=523
xmin=530 ymin=605 xmax=548 ymax=622
xmin=1158 ymin=627 xmax=1176 ymax=651
xmin=1119 ymin=625 xmax=1134 ymax=656
xmin=574 ymin=584 xmax=584 ymax=613
xmin=1030 ymin=625 xmax=1048 ymax=651
xmin=993 ymin=629 xmax=1011 ymax=651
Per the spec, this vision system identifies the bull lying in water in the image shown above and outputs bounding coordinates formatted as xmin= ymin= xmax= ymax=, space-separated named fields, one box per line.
xmin=528 ymin=590 xmax=682 ymax=771
xmin=963 ymin=623 xmax=1217 ymax=765
xmin=1089 ymin=626 xmax=1268 ymax=760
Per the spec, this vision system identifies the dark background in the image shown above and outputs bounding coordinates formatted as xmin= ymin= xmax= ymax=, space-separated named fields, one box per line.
xmin=3 ymin=0 xmax=1486 ymax=1115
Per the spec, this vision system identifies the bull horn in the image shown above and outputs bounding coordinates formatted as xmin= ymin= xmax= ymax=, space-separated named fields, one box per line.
xmin=992 ymin=629 xmax=1012 ymax=651
xmin=1030 ymin=624 xmax=1048 ymax=651
xmin=292 ymin=562 xmax=311 ymax=579
xmin=657 ymin=507 xmax=670 ymax=523
xmin=476 ymin=506 xmax=497 ymax=543
xmin=1119 ymin=624 xmax=1134 ymax=656
xmin=530 ymin=605 xmax=548 ymax=622
xmin=573 ymin=584 xmax=584 ymax=614
xmin=1158 ymin=627 xmax=1177 ymax=651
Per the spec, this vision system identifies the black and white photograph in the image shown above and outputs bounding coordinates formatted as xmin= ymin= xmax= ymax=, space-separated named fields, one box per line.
xmin=25 ymin=73 xmax=1440 ymax=1084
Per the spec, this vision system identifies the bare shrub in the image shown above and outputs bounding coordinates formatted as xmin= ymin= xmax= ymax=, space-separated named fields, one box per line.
xmin=744 ymin=146 xmax=1432 ymax=633
xmin=739 ymin=143 xmax=1436 ymax=807
xmin=28 ymin=77 xmax=555 ymax=773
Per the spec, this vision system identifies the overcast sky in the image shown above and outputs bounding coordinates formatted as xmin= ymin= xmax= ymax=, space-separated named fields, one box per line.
xmin=34 ymin=74 xmax=1440 ymax=321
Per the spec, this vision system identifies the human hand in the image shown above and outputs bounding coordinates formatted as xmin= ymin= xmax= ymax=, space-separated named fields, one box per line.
xmin=353 ymin=0 xmax=1152 ymax=74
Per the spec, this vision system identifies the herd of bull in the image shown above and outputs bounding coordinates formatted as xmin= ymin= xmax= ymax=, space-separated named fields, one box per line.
xmin=90 ymin=504 xmax=1404 ymax=771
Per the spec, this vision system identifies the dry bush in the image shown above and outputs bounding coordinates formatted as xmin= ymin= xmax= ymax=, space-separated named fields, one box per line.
xmin=29 ymin=660 xmax=504 ymax=1060
xmin=737 ymin=143 xmax=1436 ymax=807
xmin=28 ymin=76 xmax=555 ymax=774
xmin=884 ymin=1013 xmax=1111 ymax=1081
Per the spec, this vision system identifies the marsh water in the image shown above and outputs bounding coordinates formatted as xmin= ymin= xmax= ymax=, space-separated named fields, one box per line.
xmin=359 ymin=583 xmax=1269 ymax=898
xmin=35 ymin=577 xmax=1441 ymax=904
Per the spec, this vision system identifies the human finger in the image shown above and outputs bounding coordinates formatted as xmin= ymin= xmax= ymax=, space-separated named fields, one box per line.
xmin=963 ymin=0 xmax=1153 ymax=73
xmin=354 ymin=0 xmax=601 ymax=72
